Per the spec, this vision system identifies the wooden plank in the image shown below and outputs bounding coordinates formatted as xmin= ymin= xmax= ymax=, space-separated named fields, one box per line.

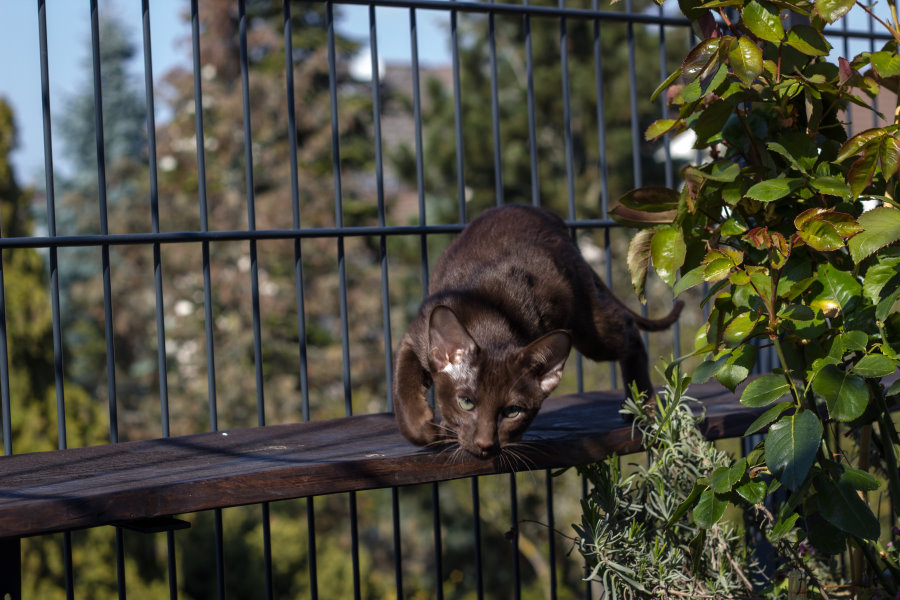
xmin=0 ymin=381 xmax=753 ymax=539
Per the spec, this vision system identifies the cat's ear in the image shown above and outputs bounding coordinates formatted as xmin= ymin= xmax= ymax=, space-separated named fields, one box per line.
xmin=428 ymin=306 xmax=478 ymax=374
xmin=520 ymin=331 xmax=571 ymax=393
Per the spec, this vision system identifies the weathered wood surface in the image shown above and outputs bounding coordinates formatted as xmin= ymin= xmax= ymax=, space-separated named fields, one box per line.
xmin=0 ymin=381 xmax=759 ymax=539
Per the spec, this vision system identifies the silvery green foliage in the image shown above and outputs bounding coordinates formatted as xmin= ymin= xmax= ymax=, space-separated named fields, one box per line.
xmin=574 ymin=378 xmax=763 ymax=599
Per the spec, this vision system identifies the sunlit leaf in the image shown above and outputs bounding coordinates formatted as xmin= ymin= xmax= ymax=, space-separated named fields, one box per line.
xmin=650 ymin=226 xmax=687 ymax=287
xmin=673 ymin=264 xmax=706 ymax=297
xmin=646 ymin=119 xmax=679 ymax=140
xmin=728 ymin=36 xmax=764 ymax=86
xmin=683 ymin=38 xmax=722 ymax=82
xmin=703 ymin=258 xmax=734 ymax=282
xmin=797 ymin=219 xmax=844 ymax=251
xmin=849 ymin=206 xmax=900 ymax=263
xmin=745 ymin=177 xmax=802 ymax=202
xmin=810 ymin=175 xmax=850 ymax=197
xmin=837 ymin=128 xmax=885 ymax=163
xmin=627 ymin=228 xmax=656 ymax=303
xmin=765 ymin=411 xmax=822 ymax=490
xmin=881 ymin=135 xmax=900 ymax=180
xmin=723 ymin=311 xmax=760 ymax=346
xmin=815 ymin=0 xmax=855 ymax=23
xmin=871 ymin=50 xmax=900 ymax=77
xmin=741 ymin=0 xmax=784 ymax=43
xmin=862 ymin=256 xmax=900 ymax=303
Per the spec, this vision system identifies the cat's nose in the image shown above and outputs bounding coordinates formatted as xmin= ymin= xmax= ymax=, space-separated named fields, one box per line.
xmin=475 ymin=439 xmax=498 ymax=458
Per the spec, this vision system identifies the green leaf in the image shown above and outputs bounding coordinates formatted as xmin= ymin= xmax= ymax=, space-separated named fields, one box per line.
xmin=770 ymin=512 xmax=800 ymax=540
xmin=815 ymin=0 xmax=855 ymax=23
xmin=736 ymin=479 xmax=767 ymax=504
xmin=840 ymin=465 xmax=881 ymax=492
xmin=683 ymin=38 xmax=722 ymax=82
xmin=853 ymin=353 xmax=898 ymax=378
xmin=703 ymin=258 xmax=734 ymax=283
xmin=723 ymin=311 xmax=759 ymax=346
xmin=717 ymin=344 xmax=757 ymax=391
xmin=693 ymin=487 xmax=729 ymax=528
xmin=627 ymin=228 xmax=655 ymax=303
xmin=741 ymin=375 xmax=793 ymax=407
xmin=673 ymin=264 xmax=706 ymax=297
xmin=811 ymin=175 xmax=851 ymax=197
xmin=711 ymin=458 xmax=748 ymax=493
xmin=728 ymin=36 xmax=764 ymax=86
xmin=693 ymin=99 xmax=734 ymax=145
xmin=815 ymin=263 xmax=861 ymax=313
xmin=651 ymin=67 xmax=683 ymax=103
xmin=617 ymin=186 xmax=680 ymax=212
xmin=693 ymin=355 xmax=728 ymax=384
xmin=765 ymin=411 xmax=822 ymax=490
xmin=797 ymin=219 xmax=844 ymax=251
xmin=745 ymin=177 xmax=802 ymax=202
xmin=703 ymin=160 xmax=742 ymax=182
xmin=816 ymin=476 xmax=880 ymax=540
xmin=650 ymin=226 xmax=687 ymax=287
xmin=837 ymin=128 xmax=885 ymax=163
xmin=646 ymin=119 xmax=679 ymax=141
xmin=862 ymin=256 xmax=900 ymax=303
xmin=812 ymin=364 xmax=868 ymax=422
xmin=785 ymin=25 xmax=831 ymax=56
xmin=871 ymin=50 xmax=900 ymax=77
xmin=849 ymin=206 xmax=900 ymax=263
xmin=744 ymin=401 xmax=793 ymax=435
xmin=666 ymin=479 xmax=708 ymax=528
xmin=848 ymin=150 xmax=878 ymax=200
xmin=881 ymin=135 xmax=900 ymax=180
xmin=741 ymin=0 xmax=784 ymax=43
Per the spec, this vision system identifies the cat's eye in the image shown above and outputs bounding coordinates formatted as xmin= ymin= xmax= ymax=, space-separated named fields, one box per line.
xmin=502 ymin=406 xmax=523 ymax=419
xmin=457 ymin=396 xmax=475 ymax=411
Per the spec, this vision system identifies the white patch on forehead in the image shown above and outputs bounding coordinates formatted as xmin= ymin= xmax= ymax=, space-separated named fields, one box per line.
xmin=436 ymin=348 xmax=476 ymax=381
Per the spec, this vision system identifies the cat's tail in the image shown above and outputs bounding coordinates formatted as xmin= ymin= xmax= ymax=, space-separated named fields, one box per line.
xmin=591 ymin=271 xmax=684 ymax=331
xmin=630 ymin=300 xmax=684 ymax=331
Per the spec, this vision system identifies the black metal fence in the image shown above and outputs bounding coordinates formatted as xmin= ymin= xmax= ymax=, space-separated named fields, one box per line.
xmin=0 ymin=0 xmax=891 ymax=597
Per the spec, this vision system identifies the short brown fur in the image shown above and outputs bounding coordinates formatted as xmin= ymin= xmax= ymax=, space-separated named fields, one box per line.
xmin=393 ymin=205 xmax=682 ymax=459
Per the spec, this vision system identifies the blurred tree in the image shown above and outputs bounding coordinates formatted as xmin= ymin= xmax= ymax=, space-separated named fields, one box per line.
xmin=392 ymin=0 xmax=688 ymax=220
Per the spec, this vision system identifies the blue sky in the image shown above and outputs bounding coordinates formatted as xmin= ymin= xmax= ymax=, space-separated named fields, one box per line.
xmin=0 ymin=0 xmax=450 ymax=185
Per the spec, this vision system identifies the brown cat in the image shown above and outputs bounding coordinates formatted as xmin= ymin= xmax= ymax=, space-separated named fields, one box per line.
xmin=393 ymin=205 xmax=682 ymax=459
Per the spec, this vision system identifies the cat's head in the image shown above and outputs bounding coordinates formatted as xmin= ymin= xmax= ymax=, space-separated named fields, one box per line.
xmin=426 ymin=306 xmax=571 ymax=459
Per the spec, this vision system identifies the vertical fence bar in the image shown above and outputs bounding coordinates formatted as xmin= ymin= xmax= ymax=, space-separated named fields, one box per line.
xmin=367 ymin=6 xmax=405 ymax=597
xmin=88 ymin=0 xmax=127 ymax=593
xmin=36 ymin=1 xmax=74 ymax=595
xmin=326 ymin=5 xmax=362 ymax=598
xmin=280 ymin=2 xmax=318 ymax=597
xmin=488 ymin=1 xmax=503 ymax=205
xmin=560 ymin=1 xmax=576 ymax=219
xmin=188 ymin=1 xmax=224 ymax=597
xmin=523 ymin=0 xmax=540 ymax=207
xmin=237 ymin=3 xmax=274 ymax=598
xmin=450 ymin=4 xmax=467 ymax=222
